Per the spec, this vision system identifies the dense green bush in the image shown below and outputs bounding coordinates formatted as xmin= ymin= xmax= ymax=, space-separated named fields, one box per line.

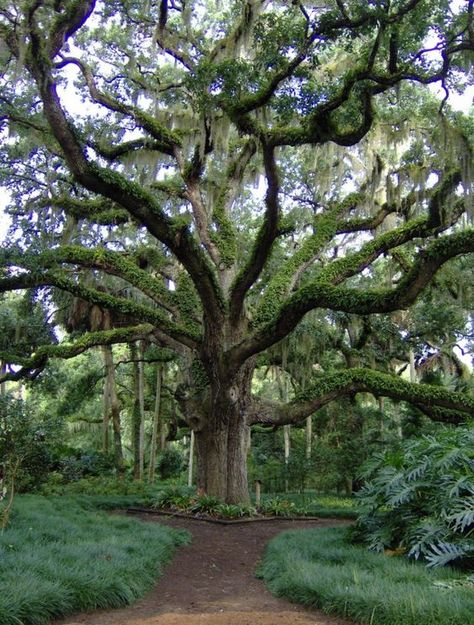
xmin=0 ymin=495 xmax=189 ymax=625
xmin=156 ymin=447 xmax=184 ymax=479
xmin=352 ymin=426 xmax=474 ymax=568
xmin=0 ymin=394 xmax=60 ymax=494
xmin=57 ymin=449 xmax=116 ymax=482
xmin=258 ymin=527 xmax=474 ymax=625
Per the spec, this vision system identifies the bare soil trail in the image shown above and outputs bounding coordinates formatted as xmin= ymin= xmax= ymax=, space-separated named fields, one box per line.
xmin=56 ymin=514 xmax=355 ymax=625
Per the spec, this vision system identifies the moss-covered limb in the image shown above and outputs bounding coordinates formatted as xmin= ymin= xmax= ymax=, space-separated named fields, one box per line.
xmin=227 ymin=2 xmax=382 ymax=121
xmin=90 ymin=137 xmax=176 ymax=163
xmin=43 ymin=195 xmax=131 ymax=225
xmin=185 ymin=178 xmax=222 ymax=267
xmin=210 ymin=140 xmax=256 ymax=270
xmin=23 ymin=39 xmax=224 ymax=320
xmin=336 ymin=203 xmax=397 ymax=234
xmin=229 ymin=229 xmax=474 ymax=367
xmin=247 ymin=368 xmax=473 ymax=427
xmin=0 ymin=324 xmax=157 ymax=382
xmin=254 ymin=185 xmax=454 ymax=326
xmin=47 ymin=0 xmax=96 ymax=59
xmin=59 ymin=56 xmax=180 ymax=154
xmin=2 ymin=245 xmax=181 ymax=316
xmin=319 ymin=177 xmax=465 ymax=287
xmin=229 ymin=143 xmax=281 ymax=321
xmin=0 ymin=268 xmax=201 ymax=349
xmin=254 ymin=208 xmax=341 ymax=326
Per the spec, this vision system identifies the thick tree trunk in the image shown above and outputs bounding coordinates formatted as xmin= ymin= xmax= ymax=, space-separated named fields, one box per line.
xmin=192 ymin=361 xmax=254 ymax=504
xmin=195 ymin=413 xmax=250 ymax=503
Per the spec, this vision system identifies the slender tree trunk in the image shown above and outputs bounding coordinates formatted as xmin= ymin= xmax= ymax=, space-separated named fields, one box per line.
xmin=130 ymin=343 xmax=142 ymax=480
xmin=305 ymin=416 xmax=312 ymax=459
xmin=0 ymin=361 xmax=6 ymax=396
xmin=283 ymin=425 xmax=291 ymax=492
xmin=101 ymin=351 xmax=110 ymax=453
xmin=409 ymin=349 xmax=417 ymax=383
xmin=138 ymin=342 xmax=146 ymax=479
xmin=187 ymin=429 xmax=195 ymax=488
xmin=101 ymin=345 xmax=124 ymax=475
xmin=276 ymin=366 xmax=291 ymax=492
xmin=148 ymin=364 xmax=163 ymax=483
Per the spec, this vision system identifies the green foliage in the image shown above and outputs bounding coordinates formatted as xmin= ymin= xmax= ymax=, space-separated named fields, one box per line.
xmin=259 ymin=493 xmax=358 ymax=519
xmin=187 ymin=494 xmax=222 ymax=515
xmin=0 ymin=495 xmax=189 ymax=625
xmin=57 ymin=449 xmax=115 ymax=483
xmin=352 ymin=426 xmax=474 ymax=568
xmin=258 ymin=527 xmax=474 ymax=625
xmin=156 ymin=447 xmax=185 ymax=479
xmin=259 ymin=497 xmax=296 ymax=517
xmin=152 ymin=487 xmax=260 ymax=518
xmin=152 ymin=485 xmax=195 ymax=511
xmin=0 ymin=394 xmax=60 ymax=494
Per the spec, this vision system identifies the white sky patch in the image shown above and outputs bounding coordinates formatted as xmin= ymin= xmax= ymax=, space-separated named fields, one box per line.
xmin=0 ymin=190 xmax=11 ymax=243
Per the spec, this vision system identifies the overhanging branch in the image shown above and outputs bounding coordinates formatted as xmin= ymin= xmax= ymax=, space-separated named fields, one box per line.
xmin=247 ymin=368 xmax=474 ymax=426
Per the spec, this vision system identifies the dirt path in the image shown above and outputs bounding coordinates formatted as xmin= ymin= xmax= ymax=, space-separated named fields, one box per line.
xmin=56 ymin=513 xmax=355 ymax=625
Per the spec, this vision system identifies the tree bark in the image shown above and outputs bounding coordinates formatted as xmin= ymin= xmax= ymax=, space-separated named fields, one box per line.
xmin=189 ymin=360 xmax=254 ymax=504
xmin=101 ymin=345 xmax=124 ymax=474
xmin=101 ymin=349 xmax=110 ymax=453
xmin=148 ymin=364 xmax=163 ymax=483
xmin=0 ymin=362 xmax=6 ymax=396
xmin=130 ymin=343 xmax=143 ymax=480
xmin=305 ymin=416 xmax=312 ymax=459
xmin=187 ymin=429 xmax=195 ymax=488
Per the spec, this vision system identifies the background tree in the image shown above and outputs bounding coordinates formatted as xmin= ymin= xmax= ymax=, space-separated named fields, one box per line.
xmin=0 ymin=1 xmax=474 ymax=502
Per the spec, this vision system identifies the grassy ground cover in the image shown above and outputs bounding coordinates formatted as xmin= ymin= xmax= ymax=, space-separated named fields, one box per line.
xmin=278 ymin=493 xmax=358 ymax=518
xmin=0 ymin=495 xmax=189 ymax=625
xmin=258 ymin=527 xmax=474 ymax=625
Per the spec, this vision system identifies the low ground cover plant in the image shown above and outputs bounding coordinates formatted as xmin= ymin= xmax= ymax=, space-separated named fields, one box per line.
xmin=0 ymin=495 xmax=189 ymax=625
xmin=151 ymin=487 xmax=357 ymax=519
xmin=352 ymin=426 xmax=474 ymax=568
xmin=258 ymin=527 xmax=474 ymax=625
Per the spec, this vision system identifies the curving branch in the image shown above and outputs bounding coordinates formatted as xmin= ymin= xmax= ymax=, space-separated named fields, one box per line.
xmin=1 ymin=245 xmax=180 ymax=316
xmin=0 ymin=324 xmax=159 ymax=384
xmin=229 ymin=142 xmax=280 ymax=320
xmin=14 ymin=16 xmax=225 ymax=319
xmin=0 ymin=269 xmax=201 ymax=349
xmin=247 ymin=368 xmax=474 ymax=427
xmin=229 ymin=229 xmax=474 ymax=366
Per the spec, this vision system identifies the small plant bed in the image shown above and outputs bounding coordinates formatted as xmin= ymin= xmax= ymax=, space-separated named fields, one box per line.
xmin=137 ymin=487 xmax=357 ymax=523
xmin=258 ymin=527 xmax=474 ymax=625
xmin=0 ymin=495 xmax=189 ymax=625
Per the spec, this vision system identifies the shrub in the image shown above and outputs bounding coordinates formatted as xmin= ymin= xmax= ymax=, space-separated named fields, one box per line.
xmin=58 ymin=450 xmax=115 ymax=482
xmin=156 ymin=448 xmax=184 ymax=479
xmin=259 ymin=497 xmax=297 ymax=517
xmin=352 ymin=426 xmax=474 ymax=568
xmin=188 ymin=494 xmax=222 ymax=515
xmin=152 ymin=485 xmax=194 ymax=510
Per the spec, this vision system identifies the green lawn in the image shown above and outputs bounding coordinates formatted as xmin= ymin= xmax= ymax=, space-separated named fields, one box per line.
xmin=258 ymin=527 xmax=474 ymax=625
xmin=0 ymin=495 xmax=189 ymax=625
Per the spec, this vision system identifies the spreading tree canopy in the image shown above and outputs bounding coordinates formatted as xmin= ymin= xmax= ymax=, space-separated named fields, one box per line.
xmin=1 ymin=0 xmax=474 ymax=502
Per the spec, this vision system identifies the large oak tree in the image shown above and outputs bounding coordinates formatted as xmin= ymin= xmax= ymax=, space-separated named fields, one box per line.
xmin=1 ymin=0 xmax=474 ymax=502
